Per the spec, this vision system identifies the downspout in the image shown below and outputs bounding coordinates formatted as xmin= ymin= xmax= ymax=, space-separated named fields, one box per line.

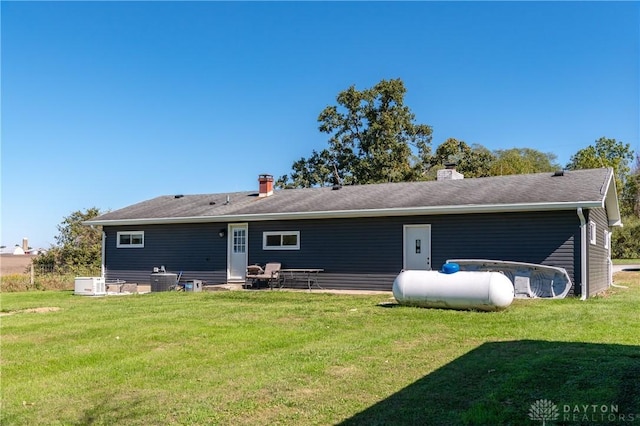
xmin=101 ymin=231 xmax=106 ymax=279
xmin=577 ymin=208 xmax=588 ymax=300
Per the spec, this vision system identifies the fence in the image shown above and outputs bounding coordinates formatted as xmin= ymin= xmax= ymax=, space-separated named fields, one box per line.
xmin=1 ymin=262 xmax=102 ymax=292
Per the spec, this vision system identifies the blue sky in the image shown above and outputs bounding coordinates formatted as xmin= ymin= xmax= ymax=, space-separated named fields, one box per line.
xmin=1 ymin=1 xmax=638 ymax=249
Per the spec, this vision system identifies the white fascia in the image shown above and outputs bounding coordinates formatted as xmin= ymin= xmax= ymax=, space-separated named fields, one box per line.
xmin=602 ymin=172 xmax=622 ymax=227
xmin=83 ymin=201 xmax=604 ymax=227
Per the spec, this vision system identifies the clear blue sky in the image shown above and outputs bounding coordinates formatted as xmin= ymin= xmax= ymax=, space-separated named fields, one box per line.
xmin=1 ymin=1 xmax=638 ymax=249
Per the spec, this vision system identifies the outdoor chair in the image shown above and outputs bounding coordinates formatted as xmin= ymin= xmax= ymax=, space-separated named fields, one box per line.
xmin=245 ymin=262 xmax=281 ymax=289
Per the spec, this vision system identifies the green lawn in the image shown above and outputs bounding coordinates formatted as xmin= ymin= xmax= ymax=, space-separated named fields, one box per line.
xmin=612 ymin=258 xmax=640 ymax=265
xmin=1 ymin=276 xmax=639 ymax=425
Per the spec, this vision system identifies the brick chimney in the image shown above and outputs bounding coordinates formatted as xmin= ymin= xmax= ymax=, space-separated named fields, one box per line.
xmin=258 ymin=174 xmax=274 ymax=197
xmin=437 ymin=163 xmax=464 ymax=181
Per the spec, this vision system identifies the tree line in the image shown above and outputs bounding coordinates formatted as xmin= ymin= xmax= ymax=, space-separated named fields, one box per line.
xmin=35 ymin=78 xmax=640 ymax=270
xmin=276 ymin=78 xmax=639 ymax=257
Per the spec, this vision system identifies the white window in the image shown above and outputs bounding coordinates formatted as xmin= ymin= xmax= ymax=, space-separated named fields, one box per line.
xmin=233 ymin=228 xmax=246 ymax=254
xmin=263 ymin=231 xmax=300 ymax=250
xmin=589 ymin=221 xmax=597 ymax=245
xmin=117 ymin=231 xmax=144 ymax=248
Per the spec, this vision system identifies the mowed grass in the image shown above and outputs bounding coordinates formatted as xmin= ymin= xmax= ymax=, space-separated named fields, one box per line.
xmin=1 ymin=276 xmax=639 ymax=425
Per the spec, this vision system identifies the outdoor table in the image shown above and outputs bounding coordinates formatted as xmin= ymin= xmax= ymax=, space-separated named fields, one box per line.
xmin=279 ymin=269 xmax=324 ymax=291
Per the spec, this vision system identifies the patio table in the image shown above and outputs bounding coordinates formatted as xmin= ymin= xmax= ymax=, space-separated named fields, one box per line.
xmin=279 ymin=269 xmax=324 ymax=291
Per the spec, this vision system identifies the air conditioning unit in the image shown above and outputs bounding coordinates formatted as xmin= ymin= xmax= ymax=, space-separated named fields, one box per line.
xmin=74 ymin=277 xmax=106 ymax=296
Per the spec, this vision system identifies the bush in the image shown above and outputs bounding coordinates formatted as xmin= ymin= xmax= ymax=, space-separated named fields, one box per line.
xmin=612 ymin=215 xmax=640 ymax=258
xmin=1 ymin=270 xmax=93 ymax=292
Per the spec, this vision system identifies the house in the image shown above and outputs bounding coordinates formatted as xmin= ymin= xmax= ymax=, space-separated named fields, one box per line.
xmin=84 ymin=168 xmax=621 ymax=298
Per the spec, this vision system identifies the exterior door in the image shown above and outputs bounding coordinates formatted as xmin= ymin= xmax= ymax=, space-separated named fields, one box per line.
xmin=404 ymin=225 xmax=431 ymax=270
xmin=228 ymin=224 xmax=248 ymax=282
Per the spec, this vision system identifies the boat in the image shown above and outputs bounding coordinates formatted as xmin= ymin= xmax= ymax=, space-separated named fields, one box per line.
xmin=446 ymin=259 xmax=572 ymax=299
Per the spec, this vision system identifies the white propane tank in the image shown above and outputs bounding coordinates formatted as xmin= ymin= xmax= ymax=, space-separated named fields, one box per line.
xmin=393 ymin=270 xmax=514 ymax=311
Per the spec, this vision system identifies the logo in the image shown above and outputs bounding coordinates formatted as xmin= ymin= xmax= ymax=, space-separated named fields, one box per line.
xmin=529 ymin=399 xmax=560 ymax=425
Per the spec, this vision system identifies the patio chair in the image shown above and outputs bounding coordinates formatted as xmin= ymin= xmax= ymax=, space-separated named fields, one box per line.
xmin=245 ymin=263 xmax=281 ymax=289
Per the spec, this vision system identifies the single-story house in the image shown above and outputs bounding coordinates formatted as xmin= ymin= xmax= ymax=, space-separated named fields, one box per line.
xmin=85 ymin=167 xmax=621 ymax=298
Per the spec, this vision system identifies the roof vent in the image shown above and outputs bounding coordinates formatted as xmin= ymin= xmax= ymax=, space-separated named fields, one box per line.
xmin=174 ymin=194 xmax=184 ymax=199
xmin=553 ymin=170 xmax=565 ymax=177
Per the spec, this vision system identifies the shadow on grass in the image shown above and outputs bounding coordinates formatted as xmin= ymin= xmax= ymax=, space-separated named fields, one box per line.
xmin=72 ymin=393 xmax=152 ymax=425
xmin=340 ymin=340 xmax=640 ymax=426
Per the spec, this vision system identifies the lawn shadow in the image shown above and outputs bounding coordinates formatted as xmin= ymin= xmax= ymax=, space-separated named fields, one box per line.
xmin=72 ymin=392 xmax=153 ymax=425
xmin=339 ymin=340 xmax=640 ymax=425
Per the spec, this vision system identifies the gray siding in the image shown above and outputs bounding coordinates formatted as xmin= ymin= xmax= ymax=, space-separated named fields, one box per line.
xmin=248 ymin=211 xmax=579 ymax=292
xmin=103 ymin=210 xmax=580 ymax=293
xmin=586 ymin=208 xmax=611 ymax=296
xmin=104 ymin=224 xmax=228 ymax=284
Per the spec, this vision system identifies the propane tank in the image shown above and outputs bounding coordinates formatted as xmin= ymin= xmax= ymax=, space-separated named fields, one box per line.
xmin=393 ymin=269 xmax=514 ymax=311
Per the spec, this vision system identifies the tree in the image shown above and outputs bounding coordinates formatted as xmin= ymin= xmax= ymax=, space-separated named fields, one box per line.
xmin=566 ymin=137 xmax=634 ymax=197
xmin=33 ymin=207 xmax=104 ymax=272
xmin=489 ymin=148 xmax=560 ymax=176
xmin=278 ymin=78 xmax=433 ymax=188
xmin=430 ymin=138 xmax=496 ymax=178
xmin=618 ymin=154 xmax=640 ymax=217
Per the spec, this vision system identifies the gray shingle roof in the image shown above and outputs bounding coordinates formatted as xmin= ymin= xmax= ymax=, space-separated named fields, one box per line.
xmin=86 ymin=168 xmax=620 ymax=226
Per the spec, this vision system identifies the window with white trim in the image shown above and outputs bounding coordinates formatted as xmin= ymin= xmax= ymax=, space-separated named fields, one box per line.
xmin=117 ymin=231 xmax=144 ymax=248
xmin=588 ymin=221 xmax=597 ymax=245
xmin=263 ymin=231 xmax=300 ymax=250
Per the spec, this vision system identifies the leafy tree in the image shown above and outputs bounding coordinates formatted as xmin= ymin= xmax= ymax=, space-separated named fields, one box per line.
xmin=566 ymin=137 xmax=634 ymax=197
xmin=278 ymin=78 xmax=433 ymax=188
xmin=33 ymin=207 xmax=104 ymax=272
xmin=276 ymin=150 xmax=334 ymax=189
xmin=489 ymin=148 xmax=560 ymax=176
xmin=619 ymin=154 xmax=640 ymax=217
xmin=612 ymin=214 xmax=640 ymax=258
xmin=567 ymin=138 xmax=636 ymax=257
xmin=430 ymin=138 xmax=496 ymax=178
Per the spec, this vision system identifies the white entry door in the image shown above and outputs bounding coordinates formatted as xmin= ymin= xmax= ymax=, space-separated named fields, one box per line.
xmin=403 ymin=225 xmax=431 ymax=270
xmin=228 ymin=224 xmax=248 ymax=282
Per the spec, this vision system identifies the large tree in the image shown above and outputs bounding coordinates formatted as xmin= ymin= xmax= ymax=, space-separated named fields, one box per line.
xmin=33 ymin=207 xmax=104 ymax=272
xmin=429 ymin=138 xmax=496 ymax=178
xmin=489 ymin=148 xmax=560 ymax=176
xmin=566 ymin=137 xmax=633 ymax=197
xmin=621 ymin=154 xmax=640 ymax=217
xmin=277 ymin=78 xmax=433 ymax=188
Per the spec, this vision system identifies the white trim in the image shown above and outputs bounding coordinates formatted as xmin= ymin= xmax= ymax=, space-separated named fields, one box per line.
xmin=588 ymin=221 xmax=597 ymax=245
xmin=604 ymin=229 xmax=610 ymax=249
xmin=116 ymin=231 xmax=144 ymax=248
xmin=577 ymin=208 xmax=588 ymax=300
xmin=602 ymin=170 xmax=623 ymax=227
xmin=101 ymin=231 xmax=106 ymax=278
xmin=227 ymin=223 xmax=248 ymax=282
xmin=262 ymin=231 xmax=300 ymax=250
xmin=403 ymin=224 xmax=432 ymax=270
xmin=84 ymin=201 xmax=605 ymax=227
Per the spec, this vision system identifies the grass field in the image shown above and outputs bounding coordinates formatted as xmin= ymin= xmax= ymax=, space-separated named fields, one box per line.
xmin=1 ymin=274 xmax=639 ymax=425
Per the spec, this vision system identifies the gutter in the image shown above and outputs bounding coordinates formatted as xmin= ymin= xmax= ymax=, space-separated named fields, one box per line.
xmin=577 ymin=208 xmax=588 ymax=300
xmin=84 ymin=200 xmax=604 ymax=227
